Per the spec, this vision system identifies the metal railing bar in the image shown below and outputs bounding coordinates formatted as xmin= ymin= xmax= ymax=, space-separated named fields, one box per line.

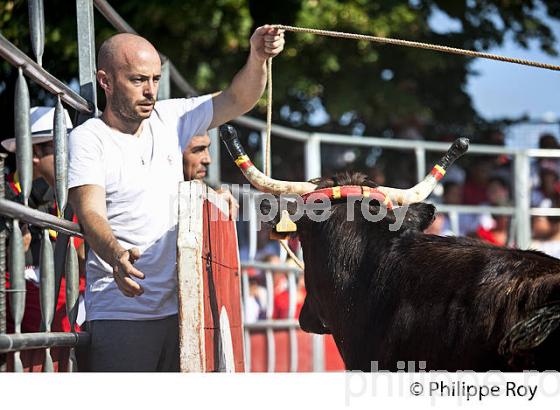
xmin=526 ymin=148 xmax=560 ymax=158
xmin=53 ymin=96 xmax=69 ymax=214
xmin=244 ymin=320 xmax=299 ymax=330
xmin=316 ymin=132 xmax=520 ymax=155
xmin=264 ymin=269 xmax=275 ymax=372
xmin=435 ymin=204 xmax=515 ymax=216
xmin=241 ymin=261 xmax=302 ymax=274
xmin=240 ymin=271 xmax=252 ymax=370
xmin=65 ymin=239 xmax=80 ymax=331
xmin=0 ymin=34 xmax=93 ymax=114
xmin=93 ymin=0 xmax=136 ymax=34
xmin=28 ymin=0 xmax=45 ymax=66
xmin=287 ymin=271 xmax=298 ymax=372
xmin=312 ymin=334 xmax=325 ymax=371
xmin=39 ymin=230 xmax=55 ymax=333
xmin=232 ymin=116 xmax=311 ymax=142
xmin=514 ymin=153 xmax=531 ymax=249
xmin=76 ymin=0 xmax=99 ymax=119
xmin=0 ymin=155 xmax=6 ymax=372
xmin=14 ymin=68 xmax=33 ymax=207
xmin=248 ymin=195 xmax=257 ymax=260
xmin=530 ymin=208 xmax=560 ymax=217
xmin=414 ymin=146 xmax=426 ymax=183
xmin=0 ymin=199 xmax=82 ymax=237
xmin=168 ymin=62 xmax=198 ymax=96
xmin=0 ymin=331 xmax=90 ymax=353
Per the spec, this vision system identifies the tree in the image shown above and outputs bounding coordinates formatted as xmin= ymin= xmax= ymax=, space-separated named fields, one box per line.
xmin=1 ymin=0 xmax=558 ymax=141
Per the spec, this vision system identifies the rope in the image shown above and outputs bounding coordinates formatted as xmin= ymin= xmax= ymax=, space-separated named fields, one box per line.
xmin=263 ymin=56 xmax=303 ymax=267
xmin=280 ymin=239 xmax=305 ymax=270
xmin=272 ymin=24 xmax=560 ymax=71
xmin=265 ymin=57 xmax=272 ymax=177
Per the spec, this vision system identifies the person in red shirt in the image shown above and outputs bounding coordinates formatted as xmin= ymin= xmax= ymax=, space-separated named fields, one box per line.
xmin=273 ymin=267 xmax=306 ymax=320
xmin=474 ymin=176 xmax=512 ymax=246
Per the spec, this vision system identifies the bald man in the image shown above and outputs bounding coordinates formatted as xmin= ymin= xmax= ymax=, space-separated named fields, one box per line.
xmin=68 ymin=27 xmax=284 ymax=371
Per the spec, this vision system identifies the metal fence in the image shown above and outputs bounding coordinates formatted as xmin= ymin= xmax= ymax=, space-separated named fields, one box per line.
xmin=2 ymin=0 xmax=560 ymax=373
xmin=239 ymin=261 xmax=327 ymax=372
xmin=0 ymin=0 xmax=98 ymax=372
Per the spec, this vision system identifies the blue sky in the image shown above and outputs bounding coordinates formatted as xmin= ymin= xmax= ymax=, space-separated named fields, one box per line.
xmin=430 ymin=8 xmax=560 ymax=147
xmin=467 ymin=27 xmax=560 ymax=122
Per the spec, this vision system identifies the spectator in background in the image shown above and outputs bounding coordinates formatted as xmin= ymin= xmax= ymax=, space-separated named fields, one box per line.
xmin=475 ymin=176 xmax=512 ymax=246
xmin=443 ymin=181 xmax=463 ymax=205
xmin=459 ymin=158 xmax=500 ymax=237
xmin=531 ymin=133 xmax=560 ymax=208
xmin=261 ymin=254 xmax=288 ymax=297
xmin=392 ymin=116 xmax=425 ymax=141
xmin=532 ymin=172 xmax=560 ymax=240
xmin=182 ymin=132 xmax=239 ymax=219
xmin=532 ymin=167 xmax=560 ymax=207
xmin=273 ymin=267 xmax=306 ymax=320
xmin=531 ymin=197 xmax=560 ymax=259
xmin=1 ymin=106 xmax=86 ymax=334
xmin=255 ymin=228 xmax=280 ymax=259
xmin=485 ymin=129 xmax=512 ymax=185
xmin=243 ymin=268 xmax=267 ymax=323
xmin=537 ymin=133 xmax=560 ymax=175
xmin=368 ymin=166 xmax=386 ymax=185
xmin=182 ymin=133 xmax=211 ymax=181
xmin=463 ymin=159 xmax=492 ymax=206
xmin=441 ymin=181 xmax=478 ymax=236
xmin=424 ymin=213 xmax=454 ymax=236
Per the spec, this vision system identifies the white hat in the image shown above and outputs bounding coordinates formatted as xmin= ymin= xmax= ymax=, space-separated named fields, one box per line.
xmin=1 ymin=106 xmax=73 ymax=153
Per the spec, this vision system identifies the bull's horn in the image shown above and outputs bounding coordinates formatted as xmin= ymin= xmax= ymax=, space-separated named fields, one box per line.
xmin=376 ymin=137 xmax=470 ymax=205
xmin=219 ymin=124 xmax=317 ymax=195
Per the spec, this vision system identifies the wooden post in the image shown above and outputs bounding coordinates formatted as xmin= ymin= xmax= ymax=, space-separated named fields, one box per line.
xmin=177 ymin=181 xmax=244 ymax=372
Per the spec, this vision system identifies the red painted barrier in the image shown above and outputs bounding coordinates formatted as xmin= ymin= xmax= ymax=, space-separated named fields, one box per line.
xmin=177 ymin=182 xmax=245 ymax=372
xmin=248 ymin=331 xmax=345 ymax=372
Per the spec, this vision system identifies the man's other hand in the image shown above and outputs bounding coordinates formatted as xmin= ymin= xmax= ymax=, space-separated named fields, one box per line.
xmin=112 ymin=247 xmax=145 ymax=297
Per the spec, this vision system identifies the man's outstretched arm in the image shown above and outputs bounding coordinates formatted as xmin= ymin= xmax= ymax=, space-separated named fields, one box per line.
xmin=69 ymin=184 xmax=145 ymax=297
xmin=209 ymin=25 xmax=285 ymax=129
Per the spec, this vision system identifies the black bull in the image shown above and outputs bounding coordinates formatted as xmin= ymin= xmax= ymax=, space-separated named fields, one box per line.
xmin=262 ymin=173 xmax=560 ymax=372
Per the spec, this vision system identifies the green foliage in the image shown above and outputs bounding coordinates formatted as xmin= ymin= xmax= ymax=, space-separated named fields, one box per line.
xmin=0 ymin=0 xmax=558 ymax=140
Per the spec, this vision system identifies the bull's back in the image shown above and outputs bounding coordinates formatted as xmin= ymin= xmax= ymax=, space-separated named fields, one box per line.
xmin=358 ymin=234 xmax=560 ymax=371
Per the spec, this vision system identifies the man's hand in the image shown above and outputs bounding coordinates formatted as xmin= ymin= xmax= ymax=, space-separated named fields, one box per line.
xmin=112 ymin=247 xmax=145 ymax=297
xmin=70 ymin=185 xmax=146 ymax=298
xmin=216 ymin=188 xmax=239 ymax=220
xmin=250 ymin=25 xmax=285 ymax=62
xmin=209 ymin=25 xmax=285 ymax=129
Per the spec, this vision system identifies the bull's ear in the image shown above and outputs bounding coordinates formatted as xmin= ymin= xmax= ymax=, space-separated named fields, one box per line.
xmin=402 ymin=203 xmax=436 ymax=231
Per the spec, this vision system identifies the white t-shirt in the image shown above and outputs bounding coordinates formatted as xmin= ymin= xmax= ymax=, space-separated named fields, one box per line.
xmin=68 ymin=96 xmax=213 ymax=320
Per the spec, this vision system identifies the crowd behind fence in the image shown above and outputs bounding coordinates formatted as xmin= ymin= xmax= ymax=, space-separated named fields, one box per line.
xmin=1 ymin=0 xmax=560 ymax=373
